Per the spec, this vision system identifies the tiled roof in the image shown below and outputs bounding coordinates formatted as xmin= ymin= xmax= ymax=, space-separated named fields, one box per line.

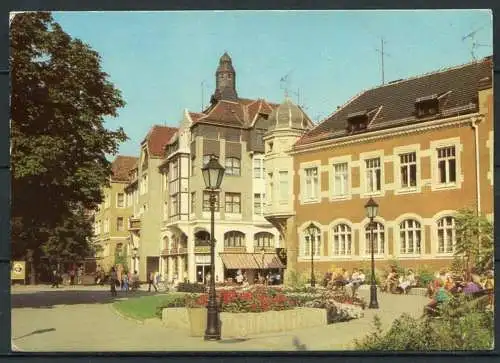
xmin=297 ymin=56 xmax=493 ymax=146
xmin=142 ymin=125 xmax=178 ymax=157
xmin=111 ymin=155 xmax=138 ymax=182
xmin=191 ymin=97 xmax=279 ymax=128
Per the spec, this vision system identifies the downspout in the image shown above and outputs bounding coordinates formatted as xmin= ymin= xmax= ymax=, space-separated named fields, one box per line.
xmin=471 ymin=117 xmax=482 ymax=216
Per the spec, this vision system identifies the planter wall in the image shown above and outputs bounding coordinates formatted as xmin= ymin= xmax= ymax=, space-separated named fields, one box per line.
xmin=162 ymin=307 xmax=327 ymax=338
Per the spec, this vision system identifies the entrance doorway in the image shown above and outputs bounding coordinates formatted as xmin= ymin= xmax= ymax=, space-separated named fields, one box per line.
xmin=196 ymin=264 xmax=211 ymax=283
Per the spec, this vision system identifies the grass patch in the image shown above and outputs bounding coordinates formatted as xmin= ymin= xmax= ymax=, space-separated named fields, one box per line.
xmin=113 ymin=293 xmax=185 ymax=321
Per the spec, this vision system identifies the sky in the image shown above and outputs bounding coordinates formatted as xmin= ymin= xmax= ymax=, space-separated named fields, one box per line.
xmin=52 ymin=10 xmax=493 ymax=158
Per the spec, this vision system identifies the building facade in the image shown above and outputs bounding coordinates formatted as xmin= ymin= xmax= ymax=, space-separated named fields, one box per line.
xmin=158 ymin=53 xmax=285 ymax=284
xmin=125 ymin=125 xmax=178 ymax=279
xmin=92 ymin=155 xmax=137 ymax=271
xmin=283 ymin=57 xmax=493 ymax=275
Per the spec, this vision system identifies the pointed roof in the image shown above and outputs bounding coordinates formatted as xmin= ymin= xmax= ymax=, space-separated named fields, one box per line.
xmin=141 ymin=125 xmax=178 ymax=157
xmin=111 ymin=155 xmax=139 ymax=182
xmin=296 ymin=56 xmax=493 ymax=146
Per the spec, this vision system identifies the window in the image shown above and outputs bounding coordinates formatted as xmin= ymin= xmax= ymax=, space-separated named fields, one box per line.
xmin=268 ymin=173 xmax=274 ymax=203
xmin=116 ymin=193 xmax=125 ymax=208
xmin=191 ymin=158 xmax=195 ymax=176
xmin=115 ymin=243 xmax=123 ymax=257
xmin=225 ymin=157 xmax=241 ymax=176
xmin=304 ymin=167 xmax=319 ymax=200
xmin=332 ymin=224 xmax=352 ymax=256
xmin=140 ymin=174 xmax=148 ymax=194
xmin=224 ymin=231 xmax=245 ymax=247
xmin=267 ymin=142 xmax=274 ymax=153
xmin=171 ymin=193 xmax=178 ymax=216
xmin=225 ymin=193 xmax=241 ymax=213
xmin=399 ymin=152 xmax=417 ymax=189
xmin=437 ymin=146 xmax=456 ymax=184
xmin=303 ymin=226 xmax=321 ymax=257
xmin=437 ymin=216 xmax=455 ymax=253
xmin=279 ymin=171 xmax=289 ymax=202
xmin=254 ymin=232 xmax=274 ymax=248
xmin=172 ymin=159 xmax=179 ymax=180
xmin=365 ymin=222 xmax=384 ymax=254
xmin=116 ymin=217 xmax=124 ymax=232
xmin=365 ymin=158 xmax=381 ymax=193
xmin=254 ymin=158 xmax=263 ymax=178
xmin=399 ymin=219 xmax=421 ymax=254
xmin=203 ymin=191 xmax=220 ymax=211
xmin=333 ymin=162 xmax=349 ymax=196
xmin=191 ymin=192 xmax=196 ymax=214
xmin=254 ymin=193 xmax=264 ymax=215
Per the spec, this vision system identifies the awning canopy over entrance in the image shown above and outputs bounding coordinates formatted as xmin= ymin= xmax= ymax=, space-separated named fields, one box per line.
xmin=219 ymin=253 xmax=285 ymax=270
xmin=255 ymin=253 xmax=285 ymax=269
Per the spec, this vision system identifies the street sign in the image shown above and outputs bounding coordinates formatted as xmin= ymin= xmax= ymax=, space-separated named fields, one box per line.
xmin=11 ymin=261 xmax=26 ymax=281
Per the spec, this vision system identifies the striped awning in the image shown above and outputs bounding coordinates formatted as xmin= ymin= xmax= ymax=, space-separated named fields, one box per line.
xmin=219 ymin=253 xmax=260 ymax=269
xmin=254 ymin=253 xmax=285 ymax=269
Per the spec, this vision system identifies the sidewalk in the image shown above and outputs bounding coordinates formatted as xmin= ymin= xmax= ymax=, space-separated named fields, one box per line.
xmin=11 ymin=289 xmax=429 ymax=352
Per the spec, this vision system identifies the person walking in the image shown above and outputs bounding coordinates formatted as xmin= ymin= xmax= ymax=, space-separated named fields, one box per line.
xmin=148 ymin=271 xmax=158 ymax=292
xmin=51 ymin=267 xmax=59 ymax=288
xmin=110 ymin=267 xmax=118 ymax=297
xmin=122 ymin=272 xmax=129 ymax=292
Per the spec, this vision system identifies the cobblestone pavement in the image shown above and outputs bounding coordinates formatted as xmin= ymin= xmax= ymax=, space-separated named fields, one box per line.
xmin=11 ymin=285 xmax=429 ymax=352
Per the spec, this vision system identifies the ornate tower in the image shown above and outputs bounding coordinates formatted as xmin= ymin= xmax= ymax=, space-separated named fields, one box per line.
xmin=211 ymin=52 xmax=238 ymax=103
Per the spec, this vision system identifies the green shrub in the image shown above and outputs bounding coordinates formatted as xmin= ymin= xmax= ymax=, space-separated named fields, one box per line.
xmin=416 ymin=265 xmax=435 ymax=287
xmin=154 ymin=294 xmax=192 ymax=318
xmin=354 ymin=295 xmax=493 ymax=351
xmin=176 ymin=282 xmax=206 ymax=293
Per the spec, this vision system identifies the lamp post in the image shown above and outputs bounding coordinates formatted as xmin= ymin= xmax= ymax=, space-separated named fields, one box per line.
xmin=305 ymin=222 xmax=316 ymax=288
xmin=260 ymin=247 xmax=265 ymax=284
xmin=364 ymin=197 xmax=379 ymax=309
xmin=132 ymin=247 xmax=138 ymax=273
xmin=201 ymin=154 xmax=225 ymax=341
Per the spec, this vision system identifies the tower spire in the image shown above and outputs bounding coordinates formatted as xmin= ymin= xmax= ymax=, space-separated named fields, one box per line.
xmin=212 ymin=52 xmax=238 ymax=103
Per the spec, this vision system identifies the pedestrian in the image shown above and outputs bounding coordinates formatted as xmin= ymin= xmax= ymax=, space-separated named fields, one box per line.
xmin=51 ymin=267 xmax=59 ymax=288
xmin=69 ymin=268 xmax=75 ymax=285
xmin=122 ymin=272 xmax=129 ymax=292
xmin=148 ymin=271 xmax=158 ymax=292
xmin=76 ymin=266 xmax=83 ymax=285
xmin=110 ymin=267 xmax=118 ymax=297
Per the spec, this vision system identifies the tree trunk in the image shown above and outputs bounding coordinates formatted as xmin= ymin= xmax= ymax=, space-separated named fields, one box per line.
xmin=27 ymin=249 xmax=36 ymax=285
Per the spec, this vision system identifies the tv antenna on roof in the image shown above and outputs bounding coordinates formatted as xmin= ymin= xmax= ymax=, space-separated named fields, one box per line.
xmin=462 ymin=26 xmax=489 ymax=61
xmin=280 ymin=70 xmax=294 ymax=98
xmin=375 ymin=37 xmax=390 ymax=85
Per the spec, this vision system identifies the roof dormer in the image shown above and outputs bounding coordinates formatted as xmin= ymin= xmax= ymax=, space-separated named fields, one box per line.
xmin=415 ymin=94 xmax=439 ymax=118
xmin=346 ymin=110 xmax=368 ymax=133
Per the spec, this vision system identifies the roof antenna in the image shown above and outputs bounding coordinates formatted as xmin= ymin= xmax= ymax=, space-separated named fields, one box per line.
xmin=375 ymin=37 xmax=389 ymax=85
xmin=462 ymin=26 xmax=489 ymax=61
xmin=201 ymin=80 xmax=206 ymax=110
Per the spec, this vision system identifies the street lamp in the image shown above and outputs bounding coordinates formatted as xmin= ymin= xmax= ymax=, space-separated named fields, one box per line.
xmin=305 ymin=222 xmax=317 ymax=288
xmin=132 ymin=247 xmax=138 ymax=272
xmin=260 ymin=247 xmax=265 ymax=284
xmin=201 ymin=154 xmax=225 ymax=341
xmin=364 ymin=197 xmax=379 ymax=309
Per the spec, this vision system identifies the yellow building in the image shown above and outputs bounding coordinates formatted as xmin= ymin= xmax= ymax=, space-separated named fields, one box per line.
xmin=265 ymin=56 xmax=493 ymax=275
xmin=93 ymin=155 xmax=138 ymax=272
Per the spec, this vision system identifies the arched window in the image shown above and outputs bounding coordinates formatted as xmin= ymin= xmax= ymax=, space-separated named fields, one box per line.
xmin=254 ymin=232 xmax=274 ymax=248
xmin=162 ymin=236 xmax=169 ymax=250
xmin=437 ymin=216 xmax=455 ymax=253
xmin=224 ymin=231 xmax=245 ymax=247
xmin=303 ymin=226 xmax=321 ymax=257
xmin=399 ymin=219 xmax=421 ymax=254
xmin=332 ymin=224 xmax=352 ymax=256
xmin=225 ymin=157 xmax=241 ymax=176
xmin=365 ymin=222 xmax=385 ymax=255
xmin=195 ymin=231 xmax=211 ymax=246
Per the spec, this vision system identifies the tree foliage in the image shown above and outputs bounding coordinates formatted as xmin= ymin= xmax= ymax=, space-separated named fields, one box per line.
xmin=10 ymin=12 xmax=127 ymax=263
xmin=453 ymin=208 xmax=493 ymax=275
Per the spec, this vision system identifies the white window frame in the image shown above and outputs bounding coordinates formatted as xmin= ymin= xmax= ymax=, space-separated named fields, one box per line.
xmin=436 ymin=216 xmax=456 ymax=255
xmin=363 ymin=220 xmax=385 ymax=256
xmin=398 ymin=219 xmax=422 ymax=255
xmin=360 ymin=150 xmax=384 ymax=198
xmin=329 ymin=155 xmax=352 ymax=200
xmin=301 ymin=226 xmax=322 ymax=257
xmin=393 ymin=144 xmax=421 ymax=194
xmin=225 ymin=157 xmax=241 ymax=176
xmin=331 ymin=223 xmax=352 ymax=256
xmin=300 ymin=161 xmax=321 ymax=204
xmin=254 ymin=193 xmax=264 ymax=215
xmin=253 ymin=158 xmax=264 ymax=179
xmin=278 ymin=170 xmax=289 ymax=203
xmin=116 ymin=193 xmax=125 ymax=208
xmin=116 ymin=217 xmax=124 ymax=232
xmin=430 ymin=138 xmax=462 ymax=191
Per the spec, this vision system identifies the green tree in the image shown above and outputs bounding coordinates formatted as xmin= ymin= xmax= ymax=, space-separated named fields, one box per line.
xmin=453 ymin=209 xmax=493 ymax=276
xmin=10 ymin=12 xmax=127 ymax=283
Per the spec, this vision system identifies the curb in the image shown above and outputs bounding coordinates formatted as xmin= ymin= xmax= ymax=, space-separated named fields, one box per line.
xmin=109 ymin=303 xmax=145 ymax=325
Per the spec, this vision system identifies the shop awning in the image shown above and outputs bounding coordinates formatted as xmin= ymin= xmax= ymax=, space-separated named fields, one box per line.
xmin=254 ymin=253 xmax=285 ymax=269
xmin=219 ymin=253 xmax=260 ymax=269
